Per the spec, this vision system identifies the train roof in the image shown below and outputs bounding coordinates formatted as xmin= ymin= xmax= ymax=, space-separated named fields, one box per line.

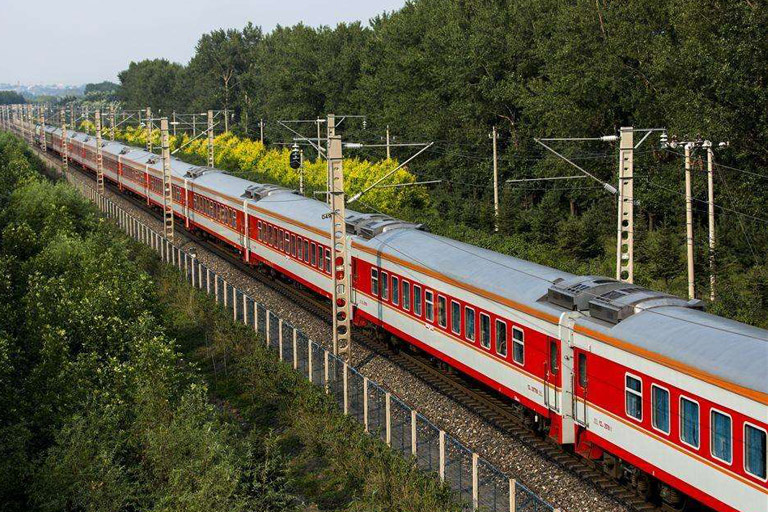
xmin=579 ymin=305 xmax=768 ymax=396
xmin=362 ymin=227 xmax=572 ymax=314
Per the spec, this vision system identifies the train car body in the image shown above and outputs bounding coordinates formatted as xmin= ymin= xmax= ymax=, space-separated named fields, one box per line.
xmin=43 ymin=126 xmax=768 ymax=512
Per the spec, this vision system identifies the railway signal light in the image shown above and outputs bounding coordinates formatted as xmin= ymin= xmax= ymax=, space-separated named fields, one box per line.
xmin=289 ymin=143 xmax=301 ymax=169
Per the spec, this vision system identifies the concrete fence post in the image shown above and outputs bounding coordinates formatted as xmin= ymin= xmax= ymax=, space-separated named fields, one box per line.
xmin=307 ymin=339 xmax=313 ymax=382
xmin=324 ymin=350 xmax=330 ymax=393
xmin=411 ymin=410 xmax=417 ymax=456
xmin=385 ymin=392 xmax=392 ymax=446
xmin=243 ymin=294 xmax=248 ymax=325
xmin=278 ymin=319 xmax=283 ymax=361
xmin=343 ymin=362 xmax=349 ymax=415
xmin=472 ymin=453 xmax=479 ymax=511
xmin=363 ymin=377 xmax=369 ymax=432
xmin=292 ymin=329 xmax=298 ymax=369
xmin=439 ymin=430 xmax=446 ymax=482
xmin=509 ymin=479 xmax=516 ymax=512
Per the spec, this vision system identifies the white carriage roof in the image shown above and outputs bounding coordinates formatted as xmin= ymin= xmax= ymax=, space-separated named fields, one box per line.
xmin=579 ymin=305 xmax=768 ymax=395
xmin=363 ymin=228 xmax=571 ymax=314
xmin=256 ymin=191 xmax=334 ymax=231
xmin=192 ymin=171 xmax=260 ymax=200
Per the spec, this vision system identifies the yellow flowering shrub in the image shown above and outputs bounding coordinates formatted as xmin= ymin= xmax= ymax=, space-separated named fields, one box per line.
xmin=98 ymin=126 xmax=428 ymax=214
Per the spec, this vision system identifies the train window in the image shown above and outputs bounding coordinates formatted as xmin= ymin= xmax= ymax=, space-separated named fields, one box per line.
xmin=651 ymin=385 xmax=670 ymax=434
xmin=371 ymin=268 xmax=379 ymax=296
xmin=291 ymin=235 xmax=296 ymax=256
xmin=278 ymin=230 xmax=284 ymax=251
xmin=480 ymin=313 xmax=490 ymax=349
xmin=257 ymin=221 xmax=263 ymax=240
xmin=392 ymin=277 xmax=400 ymax=305
xmin=710 ymin=410 xmax=732 ymax=464
xmin=549 ymin=340 xmax=559 ymax=375
xmin=413 ymin=285 xmax=422 ymax=316
xmin=324 ymin=249 xmax=331 ymax=273
xmin=495 ymin=320 xmax=507 ymax=357
xmin=297 ymin=237 xmax=303 ymax=260
xmin=745 ymin=424 xmax=767 ymax=479
xmin=402 ymin=281 xmax=410 ymax=310
xmin=425 ymin=291 xmax=434 ymax=322
xmin=304 ymin=240 xmax=309 ymax=262
xmin=437 ymin=296 xmax=447 ymax=327
xmin=512 ymin=327 xmax=524 ymax=364
xmin=451 ymin=301 xmax=461 ymax=335
xmin=381 ymin=272 xmax=389 ymax=301
xmin=464 ymin=307 xmax=476 ymax=341
xmin=625 ymin=375 xmax=642 ymax=421
xmin=680 ymin=397 xmax=700 ymax=448
xmin=285 ymin=232 xmax=291 ymax=252
xmin=578 ymin=353 xmax=587 ymax=388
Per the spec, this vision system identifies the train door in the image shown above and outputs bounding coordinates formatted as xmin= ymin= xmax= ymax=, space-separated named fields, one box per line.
xmin=544 ymin=337 xmax=560 ymax=412
xmin=117 ymin=155 xmax=123 ymax=191
xmin=574 ymin=350 xmax=588 ymax=426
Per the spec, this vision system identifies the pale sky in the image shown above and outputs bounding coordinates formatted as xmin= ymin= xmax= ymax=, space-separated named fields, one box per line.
xmin=0 ymin=0 xmax=405 ymax=85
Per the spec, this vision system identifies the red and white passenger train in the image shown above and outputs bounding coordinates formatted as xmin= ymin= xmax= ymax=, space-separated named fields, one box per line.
xmin=42 ymin=126 xmax=768 ymax=512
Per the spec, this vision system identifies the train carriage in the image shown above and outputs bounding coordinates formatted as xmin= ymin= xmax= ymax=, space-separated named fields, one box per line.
xmin=41 ymin=125 xmax=768 ymax=512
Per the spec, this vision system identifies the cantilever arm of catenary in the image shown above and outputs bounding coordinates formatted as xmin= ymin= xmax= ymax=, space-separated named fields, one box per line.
xmin=347 ymin=142 xmax=434 ymax=204
xmin=534 ymin=138 xmax=617 ymax=195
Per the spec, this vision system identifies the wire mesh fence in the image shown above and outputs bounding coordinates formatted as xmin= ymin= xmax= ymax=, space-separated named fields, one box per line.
xmin=416 ymin=413 xmax=441 ymax=474
xmin=63 ymin=176 xmax=558 ymax=512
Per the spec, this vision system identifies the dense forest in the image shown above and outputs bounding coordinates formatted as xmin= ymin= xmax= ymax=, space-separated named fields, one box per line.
xmin=115 ymin=1 xmax=766 ymax=327
xmin=0 ymin=134 xmax=461 ymax=512
xmin=0 ymin=91 xmax=26 ymax=105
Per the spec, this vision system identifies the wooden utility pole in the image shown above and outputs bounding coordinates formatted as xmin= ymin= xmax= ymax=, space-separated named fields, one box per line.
xmin=491 ymin=126 xmax=499 ymax=232
xmin=146 ymin=107 xmax=152 ymax=152
xmin=326 ymin=113 xmax=352 ymax=363
xmin=172 ymin=111 xmax=177 ymax=137
xmin=95 ymin=110 xmax=104 ymax=194
xmin=224 ymin=108 xmax=229 ymax=133
xmin=317 ymin=118 xmax=322 ymax=159
xmin=207 ymin=110 xmax=214 ymax=167
xmin=616 ymin=127 xmax=634 ymax=283
xmin=160 ymin=118 xmax=174 ymax=240
xmin=70 ymin=103 xmax=75 ymax=132
xmin=192 ymin=114 xmax=197 ymax=137
xmin=260 ymin=118 xmax=264 ymax=145
xmin=706 ymin=143 xmax=715 ymax=301
xmin=684 ymin=143 xmax=695 ymax=299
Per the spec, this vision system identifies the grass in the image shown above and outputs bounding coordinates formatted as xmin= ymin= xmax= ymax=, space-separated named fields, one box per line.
xmin=140 ymin=255 xmax=462 ymax=512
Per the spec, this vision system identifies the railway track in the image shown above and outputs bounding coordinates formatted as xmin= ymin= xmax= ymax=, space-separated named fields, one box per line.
xmin=45 ymin=150 xmax=661 ymax=512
